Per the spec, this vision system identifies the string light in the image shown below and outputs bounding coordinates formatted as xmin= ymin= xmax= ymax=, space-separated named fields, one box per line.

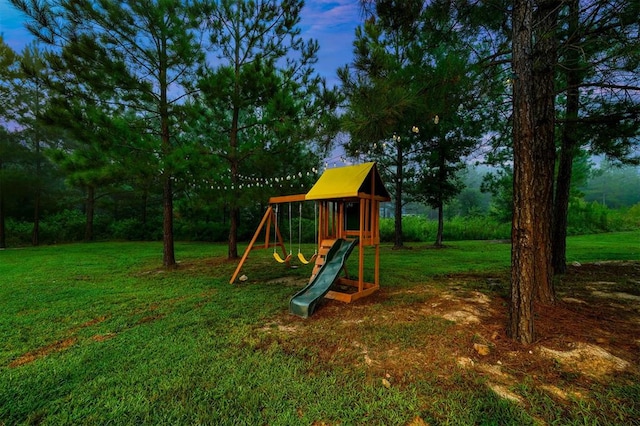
xmin=196 ymin=165 xmax=325 ymax=193
xmin=196 ymin=154 xmax=355 ymax=193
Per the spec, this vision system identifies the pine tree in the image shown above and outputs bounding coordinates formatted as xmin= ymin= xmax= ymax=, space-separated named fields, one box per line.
xmin=339 ymin=8 xmax=423 ymax=249
xmin=0 ymin=37 xmax=20 ymax=248
xmin=197 ymin=0 xmax=338 ymax=259
xmin=552 ymin=0 xmax=640 ymax=274
xmin=343 ymin=1 xmax=497 ymax=248
xmin=14 ymin=43 xmax=50 ymax=246
xmin=510 ymin=0 xmax=561 ymax=343
xmin=12 ymin=0 xmax=204 ymax=266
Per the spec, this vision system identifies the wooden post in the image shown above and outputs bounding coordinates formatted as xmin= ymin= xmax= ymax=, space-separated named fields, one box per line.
xmin=230 ymin=206 xmax=274 ymax=284
xmin=264 ymin=209 xmax=271 ymax=248
xmin=358 ymin=197 xmax=365 ymax=292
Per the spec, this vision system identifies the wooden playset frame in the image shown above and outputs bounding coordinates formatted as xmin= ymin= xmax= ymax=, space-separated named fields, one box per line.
xmin=230 ymin=162 xmax=391 ymax=303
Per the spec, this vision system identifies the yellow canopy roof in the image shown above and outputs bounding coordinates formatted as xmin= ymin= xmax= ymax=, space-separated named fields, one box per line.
xmin=305 ymin=162 xmax=390 ymax=201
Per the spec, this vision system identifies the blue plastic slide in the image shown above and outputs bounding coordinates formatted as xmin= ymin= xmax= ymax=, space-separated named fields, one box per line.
xmin=289 ymin=238 xmax=358 ymax=318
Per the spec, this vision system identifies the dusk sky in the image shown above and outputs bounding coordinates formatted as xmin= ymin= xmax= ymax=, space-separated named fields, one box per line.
xmin=0 ymin=0 xmax=363 ymax=87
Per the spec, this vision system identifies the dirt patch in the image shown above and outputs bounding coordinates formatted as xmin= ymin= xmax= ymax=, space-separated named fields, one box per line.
xmin=91 ymin=333 xmax=117 ymax=342
xmin=10 ymin=307 xmax=171 ymax=368
xmin=538 ymin=343 xmax=630 ymax=378
xmin=261 ymin=261 xmax=640 ymax=409
xmin=259 ymin=321 xmax=301 ymax=334
xmin=266 ymin=276 xmax=307 ymax=286
xmin=79 ymin=316 xmax=108 ymax=328
xmin=426 ymin=291 xmax=496 ymax=327
xmin=9 ymin=337 xmax=77 ymax=368
xmin=136 ymin=314 xmax=165 ymax=325
xmin=590 ymin=290 xmax=640 ymax=302
xmin=8 ymin=315 xmax=113 ymax=368
xmin=138 ymin=257 xmax=235 ymax=276
xmin=488 ymin=383 xmax=524 ymax=405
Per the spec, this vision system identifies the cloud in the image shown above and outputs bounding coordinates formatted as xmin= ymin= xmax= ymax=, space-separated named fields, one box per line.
xmin=301 ymin=0 xmax=361 ymax=35
xmin=300 ymin=0 xmax=361 ymax=85
xmin=0 ymin=0 xmax=361 ymax=85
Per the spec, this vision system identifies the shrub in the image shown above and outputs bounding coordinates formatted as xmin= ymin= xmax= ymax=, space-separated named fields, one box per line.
xmin=402 ymin=216 xmax=431 ymax=242
xmin=39 ymin=209 xmax=86 ymax=243
xmin=379 ymin=217 xmax=396 ymax=243
xmin=567 ymin=200 xmax=616 ymax=235
xmin=442 ymin=216 xmax=511 ymax=241
xmin=5 ymin=210 xmax=86 ymax=246
xmin=109 ymin=218 xmax=162 ymax=241
xmin=174 ymin=220 xmax=230 ymax=242
xmin=380 ymin=215 xmax=511 ymax=243
xmin=621 ymin=203 xmax=640 ymax=229
xmin=4 ymin=219 xmax=33 ymax=246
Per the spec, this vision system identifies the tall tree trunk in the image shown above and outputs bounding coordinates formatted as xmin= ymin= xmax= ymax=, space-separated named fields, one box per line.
xmin=162 ymin=172 xmax=175 ymax=267
xmin=160 ymin=36 xmax=176 ymax=268
xmin=32 ymin=160 xmax=40 ymax=246
xmin=141 ymin=188 xmax=148 ymax=226
xmin=393 ymin=138 xmax=404 ymax=249
xmin=510 ymin=0 xmax=560 ymax=342
xmin=228 ymin=205 xmax=240 ymax=259
xmin=84 ymin=185 xmax=95 ymax=241
xmin=553 ymin=0 xmax=580 ymax=275
xmin=32 ymin=63 xmax=41 ymax=247
xmin=0 ymin=160 xmax=5 ymax=249
xmin=227 ymin=27 xmax=242 ymax=260
xmin=435 ymin=144 xmax=446 ymax=248
xmin=510 ymin=0 xmax=536 ymax=344
xmin=553 ymin=128 xmax=577 ymax=274
xmin=531 ymin=0 xmax=560 ymax=303
xmin=228 ymin=157 xmax=239 ymax=259
xmin=227 ymin=102 xmax=240 ymax=259
xmin=435 ymin=201 xmax=444 ymax=247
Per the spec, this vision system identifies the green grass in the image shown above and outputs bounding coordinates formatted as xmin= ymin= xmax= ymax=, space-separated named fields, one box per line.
xmin=1 ymin=231 xmax=638 ymax=425
xmin=564 ymin=231 xmax=640 ymax=263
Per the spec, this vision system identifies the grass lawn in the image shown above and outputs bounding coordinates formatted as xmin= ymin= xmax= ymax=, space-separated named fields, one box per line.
xmin=1 ymin=231 xmax=639 ymax=425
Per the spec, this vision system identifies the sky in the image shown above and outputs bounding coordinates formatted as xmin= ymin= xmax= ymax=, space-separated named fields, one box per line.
xmin=0 ymin=0 xmax=362 ymax=87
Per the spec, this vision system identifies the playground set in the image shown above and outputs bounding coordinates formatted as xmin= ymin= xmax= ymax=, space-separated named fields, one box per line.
xmin=230 ymin=162 xmax=390 ymax=318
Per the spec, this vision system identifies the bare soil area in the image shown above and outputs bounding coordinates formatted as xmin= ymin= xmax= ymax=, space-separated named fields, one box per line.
xmin=265 ymin=261 xmax=640 ymax=411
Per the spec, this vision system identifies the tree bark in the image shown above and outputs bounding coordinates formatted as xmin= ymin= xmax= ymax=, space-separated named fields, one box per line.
xmin=553 ymin=136 xmax=576 ymax=274
xmin=226 ymin=23 xmax=243 ymax=260
xmin=435 ymin=201 xmax=444 ymax=247
xmin=435 ymin=144 xmax=446 ymax=247
xmin=0 ymin=159 xmax=5 ymax=249
xmin=141 ymin=188 xmax=148 ymax=227
xmin=510 ymin=0 xmax=536 ymax=344
xmin=393 ymin=137 xmax=404 ymax=249
xmin=553 ymin=0 xmax=580 ymax=275
xmin=531 ymin=0 xmax=560 ymax=303
xmin=228 ymin=204 xmax=240 ymax=259
xmin=84 ymin=185 xmax=95 ymax=242
xmin=31 ymin=62 xmax=41 ymax=247
xmin=227 ymin=106 xmax=240 ymax=259
xmin=162 ymin=173 xmax=176 ymax=267
xmin=228 ymin=157 xmax=239 ymax=259
xmin=32 ymin=169 xmax=40 ymax=246
xmin=510 ymin=0 xmax=561 ymax=343
xmin=160 ymin=35 xmax=176 ymax=268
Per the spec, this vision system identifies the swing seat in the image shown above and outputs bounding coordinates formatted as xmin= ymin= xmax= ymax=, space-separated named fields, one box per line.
xmin=297 ymin=252 xmax=317 ymax=265
xmin=273 ymin=252 xmax=291 ymax=264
